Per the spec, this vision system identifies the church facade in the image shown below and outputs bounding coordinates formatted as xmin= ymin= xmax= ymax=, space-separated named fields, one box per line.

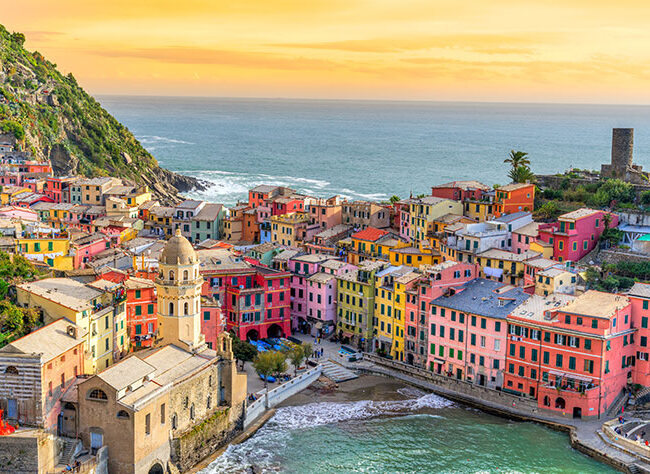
xmin=76 ymin=230 xmax=247 ymax=474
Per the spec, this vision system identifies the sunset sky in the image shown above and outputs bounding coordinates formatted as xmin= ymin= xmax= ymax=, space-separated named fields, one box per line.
xmin=4 ymin=0 xmax=650 ymax=102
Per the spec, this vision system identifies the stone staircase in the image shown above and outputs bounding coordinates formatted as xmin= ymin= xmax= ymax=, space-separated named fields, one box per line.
xmin=321 ymin=359 xmax=358 ymax=382
xmin=55 ymin=437 xmax=79 ymax=469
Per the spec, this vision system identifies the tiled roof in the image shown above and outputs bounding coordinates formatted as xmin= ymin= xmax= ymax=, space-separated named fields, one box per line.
xmin=351 ymin=227 xmax=389 ymax=242
xmin=559 ymin=290 xmax=629 ymax=319
xmin=559 ymin=208 xmax=601 ymax=220
xmin=432 ymin=180 xmax=491 ymax=191
xmin=629 ymin=282 xmax=650 ymax=299
xmin=499 ymin=183 xmax=534 ymax=192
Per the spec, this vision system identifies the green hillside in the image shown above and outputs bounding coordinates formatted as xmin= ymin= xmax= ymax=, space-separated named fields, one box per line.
xmin=0 ymin=26 xmax=201 ymax=203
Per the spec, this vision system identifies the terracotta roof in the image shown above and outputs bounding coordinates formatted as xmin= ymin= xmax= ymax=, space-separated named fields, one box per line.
xmin=351 ymin=227 xmax=389 ymax=242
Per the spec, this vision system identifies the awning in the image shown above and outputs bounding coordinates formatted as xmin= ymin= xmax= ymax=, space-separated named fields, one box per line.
xmin=548 ymin=369 xmax=593 ymax=383
xmin=434 ymin=357 xmax=446 ymax=364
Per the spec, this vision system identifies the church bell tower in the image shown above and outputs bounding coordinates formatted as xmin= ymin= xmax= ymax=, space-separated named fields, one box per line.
xmin=155 ymin=229 xmax=205 ymax=352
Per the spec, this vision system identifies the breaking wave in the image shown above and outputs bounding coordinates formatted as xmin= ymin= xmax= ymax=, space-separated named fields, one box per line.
xmin=137 ymin=134 xmax=194 ymax=145
xmin=201 ymin=392 xmax=452 ymax=473
xmin=179 ymin=169 xmax=388 ymax=205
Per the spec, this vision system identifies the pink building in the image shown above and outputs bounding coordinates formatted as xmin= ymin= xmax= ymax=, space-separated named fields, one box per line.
xmin=308 ymin=196 xmax=342 ymax=231
xmin=511 ymin=221 xmax=541 ymax=254
xmin=0 ymin=319 xmax=85 ymax=433
xmin=72 ymin=233 xmax=111 ymax=269
xmin=538 ymin=208 xmax=618 ymax=263
xmin=305 ymin=259 xmax=355 ymax=336
xmin=0 ymin=205 xmax=38 ymax=222
xmin=629 ymin=283 xmax=650 ymax=387
xmin=404 ymin=261 xmax=479 ymax=367
xmin=289 ymin=253 xmax=332 ymax=332
xmin=505 ymin=291 xmax=634 ymax=418
xmin=200 ymin=298 xmax=225 ymax=351
xmin=428 ymin=278 xmax=530 ymax=388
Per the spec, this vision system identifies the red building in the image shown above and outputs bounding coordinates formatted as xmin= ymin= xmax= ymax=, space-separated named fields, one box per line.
xmin=505 ymin=291 xmax=634 ymax=419
xmin=537 ymin=208 xmax=618 ymax=263
xmin=124 ymin=277 xmax=158 ymax=349
xmin=431 ymin=180 xmax=491 ymax=202
xmin=224 ymin=266 xmax=291 ymax=340
xmin=44 ymin=176 xmax=76 ymax=203
xmin=199 ymin=249 xmax=291 ymax=340
xmin=494 ymin=183 xmax=535 ymax=217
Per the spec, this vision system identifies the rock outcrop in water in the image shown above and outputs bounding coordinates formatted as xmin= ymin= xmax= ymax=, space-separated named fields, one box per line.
xmin=0 ymin=25 xmax=205 ymax=204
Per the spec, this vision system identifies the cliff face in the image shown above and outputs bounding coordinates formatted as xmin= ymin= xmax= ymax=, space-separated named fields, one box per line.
xmin=0 ymin=26 xmax=204 ymax=203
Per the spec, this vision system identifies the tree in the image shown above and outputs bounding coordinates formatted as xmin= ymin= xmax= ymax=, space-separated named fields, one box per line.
xmin=10 ymin=32 xmax=25 ymax=46
xmin=272 ymin=350 xmax=287 ymax=377
xmin=253 ymin=351 xmax=277 ymax=390
xmin=232 ymin=336 xmax=258 ymax=370
xmin=641 ymin=190 xmax=650 ymax=206
xmin=389 ymin=195 xmax=400 ymax=204
xmin=594 ymin=179 xmax=635 ymax=207
xmin=302 ymin=342 xmax=313 ymax=364
xmin=508 ymin=165 xmax=535 ymax=184
xmin=288 ymin=345 xmax=306 ymax=376
xmin=535 ymin=201 xmax=560 ymax=221
xmin=504 ymin=150 xmax=530 ymax=170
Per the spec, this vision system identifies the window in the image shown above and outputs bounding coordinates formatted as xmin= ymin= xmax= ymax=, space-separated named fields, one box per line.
xmin=592 ymin=319 xmax=598 ymax=329
xmin=494 ymin=321 xmax=501 ymax=332
xmin=569 ymin=357 xmax=576 ymax=370
xmin=4 ymin=366 xmax=18 ymax=375
xmin=145 ymin=413 xmax=151 ymax=435
xmin=555 ymin=354 xmax=563 ymax=368
xmin=117 ymin=410 xmax=130 ymax=419
xmin=161 ymin=404 xmax=166 ymax=424
xmin=88 ymin=389 xmax=108 ymax=401
xmin=190 ymin=404 xmax=195 ymax=420
xmin=543 ymin=351 xmax=549 ymax=364
xmin=584 ymin=339 xmax=591 ymax=350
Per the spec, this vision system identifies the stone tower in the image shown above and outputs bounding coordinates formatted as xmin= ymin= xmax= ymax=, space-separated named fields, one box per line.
xmin=155 ymin=229 xmax=205 ymax=352
xmin=611 ymin=128 xmax=634 ymax=175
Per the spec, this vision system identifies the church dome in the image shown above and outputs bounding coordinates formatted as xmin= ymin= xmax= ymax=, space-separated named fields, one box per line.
xmin=160 ymin=229 xmax=197 ymax=265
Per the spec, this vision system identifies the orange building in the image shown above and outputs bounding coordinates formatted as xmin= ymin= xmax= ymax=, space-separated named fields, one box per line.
xmin=494 ymin=183 xmax=535 ymax=217
xmin=124 ymin=277 xmax=158 ymax=349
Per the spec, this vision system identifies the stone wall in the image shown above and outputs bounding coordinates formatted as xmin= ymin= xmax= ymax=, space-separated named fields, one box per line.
xmin=600 ymin=249 xmax=650 ymax=265
xmin=363 ymin=354 xmax=542 ymax=417
xmin=244 ymin=365 xmax=323 ymax=428
xmin=0 ymin=430 xmax=56 ymax=474
xmin=170 ymin=401 xmax=244 ymax=472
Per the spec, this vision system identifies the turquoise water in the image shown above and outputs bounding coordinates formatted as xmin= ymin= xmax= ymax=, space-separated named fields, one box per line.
xmin=202 ymin=390 xmax=612 ymax=473
xmin=99 ymin=96 xmax=650 ymax=205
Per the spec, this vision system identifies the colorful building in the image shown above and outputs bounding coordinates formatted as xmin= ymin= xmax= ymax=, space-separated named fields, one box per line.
xmin=429 ymin=279 xmax=530 ymax=387
xmin=404 ymin=261 xmax=479 ymax=367
xmin=373 ymin=266 xmax=420 ymax=361
xmin=494 ymin=183 xmax=535 ymax=217
xmin=124 ymin=277 xmax=158 ymax=349
xmin=269 ymin=212 xmax=309 ymax=246
xmin=628 ymin=283 xmax=650 ymax=387
xmin=348 ymin=227 xmax=405 ymax=265
xmin=288 ymin=253 xmax=332 ymax=331
xmin=505 ymin=291 xmax=634 ymax=419
xmin=407 ymin=196 xmax=464 ymax=243
xmin=16 ymin=278 xmax=128 ymax=374
xmin=475 ymin=248 xmax=541 ymax=286
xmin=538 ymin=208 xmax=618 ymax=263
xmin=431 ymin=180 xmax=491 ymax=202
xmin=0 ymin=319 xmax=85 ymax=432
xmin=337 ymin=260 xmax=389 ymax=350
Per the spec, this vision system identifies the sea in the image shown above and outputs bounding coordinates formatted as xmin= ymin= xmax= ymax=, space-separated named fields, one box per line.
xmin=99 ymin=96 xmax=650 ymax=206
xmin=197 ymin=388 xmax=612 ymax=473
xmin=99 ymin=96 xmax=633 ymax=472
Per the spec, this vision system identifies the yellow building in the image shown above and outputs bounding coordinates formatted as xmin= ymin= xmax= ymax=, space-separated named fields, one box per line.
xmin=0 ymin=186 xmax=30 ymax=205
xmin=389 ymin=244 xmax=441 ymax=267
xmin=348 ymin=227 xmax=406 ymax=265
xmin=373 ymin=266 xmax=420 ymax=361
xmin=408 ymin=197 xmax=464 ymax=243
xmin=78 ymin=177 xmax=122 ymax=205
xmin=463 ymin=200 xmax=495 ymax=222
xmin=16 ymin=236 xmax=71 ymax=269
xmin=270 ymin=212 xmax=309 ymax=246
xmin=475 ymin=249 xmax=541 ymax=286
xmin=125 ymin=186 xmax=152 ymax=207
xmin=535 ymin=267 xmax=578 ymax=297
xmin=16 ymin=278 xmax=128 ymax=373
xmin=529 ymin=239 xmax=554 ymax=259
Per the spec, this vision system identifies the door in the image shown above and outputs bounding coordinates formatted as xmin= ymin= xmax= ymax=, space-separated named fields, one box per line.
xmin=573 ymin=407 xmax=582 ymax=419
xmin=90 ymin=432 xmax=103 ymax=453
xmin=478 ymin=374 xmax=486 ymax=386
xmin=6 ymin=399 xmax=17 ymax=419
xmin=456 ymin=369 xmax=462 ymax=380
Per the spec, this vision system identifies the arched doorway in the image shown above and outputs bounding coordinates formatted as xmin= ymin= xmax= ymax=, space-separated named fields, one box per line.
xmin=246 ymin=329 xmax=259 ymax=341
xmin=267 ymin=324 xmax=284 ymax=338
xmin=555 ymin=397 xmax=566 ymax=409
xmin=148 ymin=462 xmax=164 ymax=474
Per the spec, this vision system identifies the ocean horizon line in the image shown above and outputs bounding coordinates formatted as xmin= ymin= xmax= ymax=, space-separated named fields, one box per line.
xmin=94 ymin=94 xmax=650 ymax=108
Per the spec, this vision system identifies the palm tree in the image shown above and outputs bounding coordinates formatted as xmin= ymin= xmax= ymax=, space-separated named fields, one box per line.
xmin=504 ymin=150 xmax=530 ymax=170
